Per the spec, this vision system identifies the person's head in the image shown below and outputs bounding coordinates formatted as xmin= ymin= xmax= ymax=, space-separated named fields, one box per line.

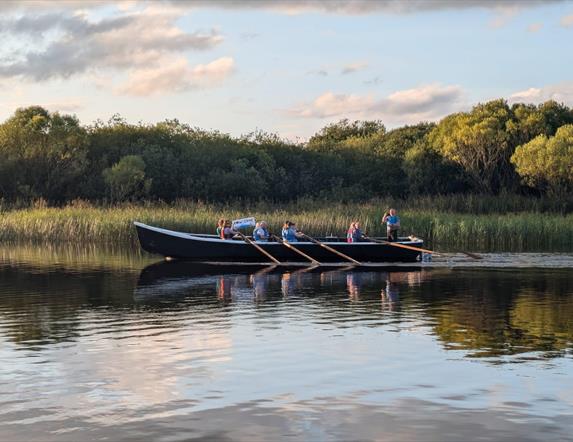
xmin=283 ymin=220 xmax=290 ymax=229
xmin=217 ymin=218 xmax=224 ymax=227
xmin=290 ymin=222 xmax=296 ymax=229
xmin=354 ymin=221 xmax=361 ymax=229
xmin=224 ymin=220 xmax=231 ymax=227
xmin=389 ymin=208 xmax=396 ymax=216
xmin=349 ymin=222 xmax=356 ymax=229
xmin=255 ymin=222 xmax=260 ymax=229
xmin=260 ymin=221 xmax=267 ymax=228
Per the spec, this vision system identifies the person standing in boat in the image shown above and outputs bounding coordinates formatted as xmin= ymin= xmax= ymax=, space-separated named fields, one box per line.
xmin=253 ymin=221 xmax=270 ymax=242
xmin=382 ymin=209 xmax=400 ymax=242
xmin=282 ymin=221 xmax=302 ymax=242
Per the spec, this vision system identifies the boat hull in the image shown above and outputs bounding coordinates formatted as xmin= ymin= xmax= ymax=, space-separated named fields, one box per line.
xmin=134 ymin=222 xmax=424 ymax=263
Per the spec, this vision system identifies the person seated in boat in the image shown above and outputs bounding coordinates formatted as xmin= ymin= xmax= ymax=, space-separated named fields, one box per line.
xmin=253 ymin=221 xmax=270 ymax=242
xmin=216 ymin=218 xmax=225 ymax=237
xmin=282 ymin=221 xmax=302 ymax=242
xmin=350 ymin=221 xmax=366 ymax=242
xmin=346 ymin=222 xmax=356 ymax=243
xmin=382 ymin=209 xmax=400 ymax=242
xmin=220 ymin=220 xmax=236 ymax=240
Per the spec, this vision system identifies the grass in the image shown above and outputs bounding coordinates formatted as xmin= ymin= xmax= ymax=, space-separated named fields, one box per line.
xmin=0 ymin=197 xmax=572 ymax=252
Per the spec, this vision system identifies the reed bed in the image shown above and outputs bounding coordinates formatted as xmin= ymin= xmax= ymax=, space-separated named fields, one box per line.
xmin=1 ymin=199 xmax=572 ymax=251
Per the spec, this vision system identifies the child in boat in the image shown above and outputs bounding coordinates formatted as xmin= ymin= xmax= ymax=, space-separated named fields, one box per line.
xmin=253 ymin=221 xmax=270 ymax=242
xmin=382 ymin=209 xmax=400 ymax=242
xmin=282 ymin=221 xmax=300 ymax=242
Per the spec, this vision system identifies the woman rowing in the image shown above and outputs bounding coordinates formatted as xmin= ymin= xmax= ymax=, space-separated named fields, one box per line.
xmin=281 ymin=221 xmax=303 ymax=242
xmin=252 ymin=221 xmax=270 ymax=242
xmin=347 ymin=221 xmax=366 ymax=243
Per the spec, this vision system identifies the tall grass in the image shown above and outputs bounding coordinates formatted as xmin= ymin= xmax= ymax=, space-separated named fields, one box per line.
xmin=0 ymin=198 xmax=572 ymax=251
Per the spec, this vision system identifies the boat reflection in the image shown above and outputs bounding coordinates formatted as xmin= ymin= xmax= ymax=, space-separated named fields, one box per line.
xmin=135 ymin=261 xmax=427 ymax=305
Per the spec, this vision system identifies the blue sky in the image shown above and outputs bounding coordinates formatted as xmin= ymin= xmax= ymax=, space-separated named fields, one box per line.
xmin=0 ymin=0 xmax=572 ymax=139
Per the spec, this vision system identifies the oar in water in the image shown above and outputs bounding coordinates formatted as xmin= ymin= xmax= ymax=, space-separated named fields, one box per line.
xmin=456 ymin=250 xmax=482 ymax=260
xmin=236 ymin=232 xmax=282 ymax=265
xmin=300 ymin=233 xmax=362 ymax=265
xmin=271 ymin=234 xmax=321 ymax=266
xmin=364 ymin=236 xmax=441 ymax=256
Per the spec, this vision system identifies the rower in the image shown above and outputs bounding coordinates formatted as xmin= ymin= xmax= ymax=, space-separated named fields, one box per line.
xmin=282 ymin=221 xmax=303 ymax=242
xmin=253 ymin=221 xmax=270 ymax=242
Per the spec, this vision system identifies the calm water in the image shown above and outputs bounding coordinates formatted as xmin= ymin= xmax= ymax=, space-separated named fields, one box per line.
xmin=1 ymin=245 xmax=573 ymax=441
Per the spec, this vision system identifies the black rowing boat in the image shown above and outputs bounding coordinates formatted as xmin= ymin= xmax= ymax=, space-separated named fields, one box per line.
xmin=134 ymin=222 xmax=425 ymax=264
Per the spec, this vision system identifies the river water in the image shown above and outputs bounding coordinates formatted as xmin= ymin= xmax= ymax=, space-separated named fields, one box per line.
xmin=1 ymin=244 xmax=573 ymax=441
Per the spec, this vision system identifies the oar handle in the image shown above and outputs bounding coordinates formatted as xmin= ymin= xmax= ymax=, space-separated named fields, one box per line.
xmin=237 ymin=232 xmax=281 ymax=264
xmin=301 ymin=233 xmax=362 ymax=265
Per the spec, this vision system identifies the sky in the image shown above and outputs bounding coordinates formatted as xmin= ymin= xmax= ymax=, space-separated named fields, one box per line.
xmin=0 ymin=0 xmax=572 ymax=140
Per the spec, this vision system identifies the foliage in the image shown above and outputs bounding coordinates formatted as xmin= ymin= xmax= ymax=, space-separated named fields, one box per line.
xmin=0 ymin=198 xmax=572 ymax=252
xmin=511 ymin=124 xmax=573 ymax=196
xmin=103 ymin=155 xmax=151 ymax=201
xmin=0 ymin=101 xmax=572 ymax=203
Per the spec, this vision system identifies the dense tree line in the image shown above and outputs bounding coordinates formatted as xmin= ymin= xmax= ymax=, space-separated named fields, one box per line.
xmin=0 ymin=100 xmax=572 ymax=204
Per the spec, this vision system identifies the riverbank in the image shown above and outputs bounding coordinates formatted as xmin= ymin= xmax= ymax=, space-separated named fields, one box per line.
xmin=1 ymin=197 xmax=572 ymax=251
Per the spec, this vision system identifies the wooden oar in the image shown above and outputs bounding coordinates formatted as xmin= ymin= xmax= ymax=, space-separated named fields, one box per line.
xmin=271 ymin=234 xmax=321 ymax=265
xmin=236 ymin=232 xmax=281 ymax=265
xmin=301 ymin=233 xmax=362 ymax=265
xmin=455 ymin=250 xmax=483 ymax=260
xmin=364 ymin=236 xmax=441 ymax=256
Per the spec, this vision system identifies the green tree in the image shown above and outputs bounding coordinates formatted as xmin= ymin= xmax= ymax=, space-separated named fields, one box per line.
xmin=429 ymin=99 xmax=518 ymax=193
xmin=0 ymin=106 xmax=88 ymax=201
xmin=511 ymin=124 xmax=573 ymax=196
xmin=103 ymin=155 xmax=151 ymax=201
xmin=307 ymin=119 xmax=385 ymax=151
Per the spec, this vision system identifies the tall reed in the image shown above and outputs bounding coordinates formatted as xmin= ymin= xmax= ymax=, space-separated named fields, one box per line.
xmin=1 ymin=199 xmax=572 ymax=251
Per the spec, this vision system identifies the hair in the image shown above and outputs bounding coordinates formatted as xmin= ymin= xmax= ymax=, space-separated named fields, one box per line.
xmin=224 ymin=219 xmax=231 ymax=227
xmin=217 ymin=218 xmax=225 ymax=227
xmin=283 ymin=220 xmax=290 ymax=229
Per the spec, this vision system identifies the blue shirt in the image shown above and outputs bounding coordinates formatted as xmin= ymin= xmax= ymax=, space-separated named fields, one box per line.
xmin=386 ymin=215 xmax=400 ymax=226
xmin=282 ymin=227 xmax=298 ymax=242
xmin=351 ymin=228 xmax=364 ymax=242
xmin=253 ymin=227 xmax=269 ymax=242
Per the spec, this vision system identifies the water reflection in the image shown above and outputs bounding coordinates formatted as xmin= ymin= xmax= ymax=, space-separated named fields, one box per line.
xmin=2 ymin=252 xmax=573 ymax=441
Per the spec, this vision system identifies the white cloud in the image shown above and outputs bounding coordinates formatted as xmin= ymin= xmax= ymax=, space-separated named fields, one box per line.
xmin=0 ymin=9 xmax=223 ymax=83
xmin=288 ymin=83 xmax=465 ymax=124
xmin=166 ymin=0 xmax=566 ymax=15
xmin=527 ymin=22 xmax=543 ymax=32
xmin=510 ymin=83 xmax=573 ymax=104
xmin=561 ymin=13 xmax=573 ymax=27
xmin=117 ymin=57 xmax=235 ymax=96
xmin=487 ymin=5 xmax=520 ymax=29
xmin=341 ymin=62 xmax=368 ymax=75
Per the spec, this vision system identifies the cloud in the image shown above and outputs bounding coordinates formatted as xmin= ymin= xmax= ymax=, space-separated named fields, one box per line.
xmin=561 ymin=14 xmax=573 ymax=28
xmin=117 ymin=57 xmax=235 ymax=96
xmin=341 ymin=62 xmax=368 ymax=75
xmin=0 ymin=9 xmax=223 ymax=81
xmin=162 ymin=0 xmax=565 ymax=15
xmin=2 ymin=1 xmax=563 ymax=15
xmin=527 ymin=23 xmax=543 ymax=32
xmin=364 ymin=76 xmax=383 ymax=85
xmin=288 ymin=83 xmax=465 ymax=124
xmin=509 ymin=83 xmax=573 ymax=104
xmin=488 ymin=6 xmax=519 ymax=29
